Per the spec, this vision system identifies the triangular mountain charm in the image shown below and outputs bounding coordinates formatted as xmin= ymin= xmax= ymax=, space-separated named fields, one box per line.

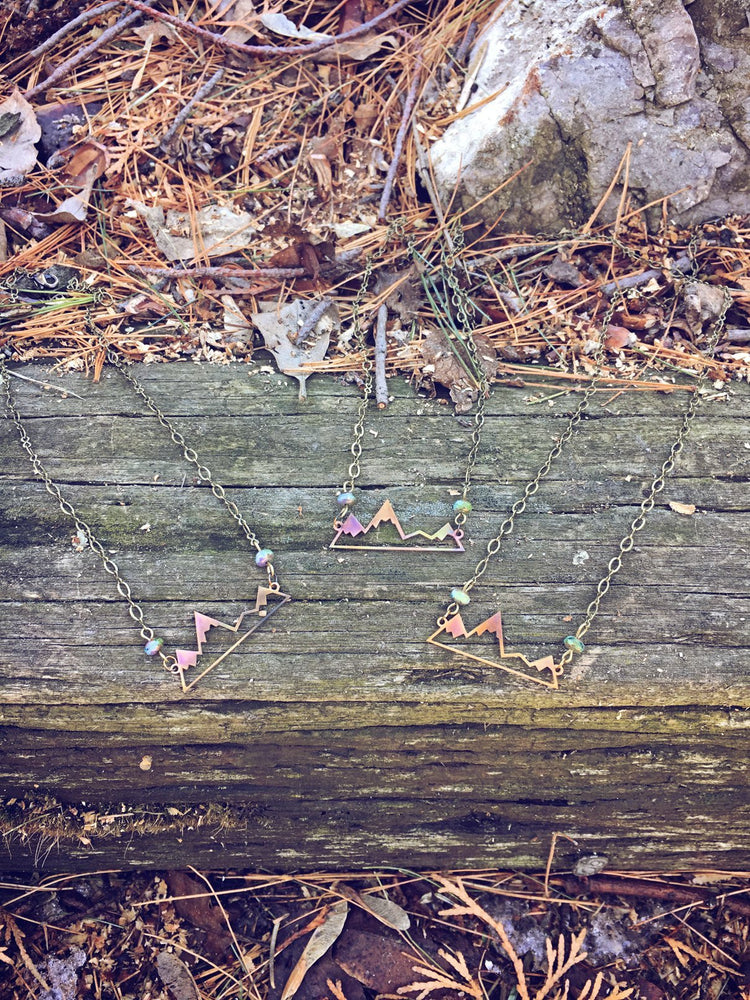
xmin=174 ymin=584 xmax=291 ymax=691
xmin=330 ymin=499 xmax=465 ymax=551
xmin=427 ymin=609 xmax=563 ymax=689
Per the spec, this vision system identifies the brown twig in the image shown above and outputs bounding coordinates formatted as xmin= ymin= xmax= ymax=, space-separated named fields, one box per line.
xmin=725 ymin=327 xmax=750 ymax=342
xmin=560 ymin=875 xmax=750 ymax=919
xmin=455 ymin=20 xmax=478 ymax=65
xmin=378 ymin=58 xmax=424 ymax=222
xmin=118 ymin=0 xmax=413 ymax=57
xmin=160 ymin=68 xmax=225 ymax=149
xmin=292 ymin=298 xmax=332 ymax=345
xmin=374 ymin=302 xmax=389 ymax=407
xmin=23 ymin=1 xmax=156 ymax=99
xmin=255 ymin=142 xmax=300 ymax=166
xmin=125 ymin=265 xmax=306 ymax=279
xmin=600 ymin=255 xmax=692 ymax=297
xmin=17 ymin=1 xmax=122 ymax=64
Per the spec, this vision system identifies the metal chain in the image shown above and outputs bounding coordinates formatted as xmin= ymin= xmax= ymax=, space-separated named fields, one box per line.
xmin=105 ymin=348 xmax=275 ymax=588
xmin=335 ymin=219 xmax=489 ymax=534
xmin=0 ymin=356 xmax=176 ymax=671
xmin=1 ymin=346 xmax=279 ymax=673
xmin=338 ymin=248 xmax=380 ymax=503
xmin=440 ymin=287 xmax=730 ymax=673
xmin=440 ymin=292 xmax=622 ymax=622
xmin=557 ymin=288 xmax=731 ymax=668
xmin=438 ymin=222 xmax=490 ymax=528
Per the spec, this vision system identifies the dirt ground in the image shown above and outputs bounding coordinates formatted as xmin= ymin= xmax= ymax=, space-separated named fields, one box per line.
xmin=1 ymin=862 xmax=749 ymax=999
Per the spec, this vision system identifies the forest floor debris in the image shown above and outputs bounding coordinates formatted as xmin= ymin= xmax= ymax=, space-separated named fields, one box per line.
xmin=1 ymin=0 xmax=748 ymax=400
xmin=1 ymin=854 xmax=749 ymax=1000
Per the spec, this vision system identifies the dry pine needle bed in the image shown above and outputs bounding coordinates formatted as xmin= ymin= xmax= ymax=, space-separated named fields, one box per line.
xmin=1 ymin=860 xmax=750 ymax=999
xmin=0 ymin=0 xmax=748 ymax=391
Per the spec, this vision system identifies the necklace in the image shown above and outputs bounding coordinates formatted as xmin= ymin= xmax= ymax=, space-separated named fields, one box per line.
xmin=0 ymin=347 xmax=290 ymax=693
xmin=428 ymin=288 xmax=730 ymax=689
xmin=331 ymin=225 xmax=490 ymax=553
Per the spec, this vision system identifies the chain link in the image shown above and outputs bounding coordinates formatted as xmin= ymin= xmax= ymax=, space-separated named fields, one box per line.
xmin=105 ymin=349 xmax=275 ymax=588
xmin=441 ymin=293 xmax=622 ymax=621
xmin=336 ymin=220 xmax=489 ymax=534
xmin=557 ymin=287 xmax=731 ymax=668
xmin=340 ymin=248 xmax=379 ymax=498
xmin=439 ymin=222 xmax=490 ymax=525
xmin=0 ymin=357 xmax=177 ymax=669
xmin=440 ymin=287 xmax=731 ymax=674
xmin=1 ymin=347 xmax=278 ymax=673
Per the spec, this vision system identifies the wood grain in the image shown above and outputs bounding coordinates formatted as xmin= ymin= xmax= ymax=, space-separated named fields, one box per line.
xmin=0 ymin=361 xmax=747 ymax=871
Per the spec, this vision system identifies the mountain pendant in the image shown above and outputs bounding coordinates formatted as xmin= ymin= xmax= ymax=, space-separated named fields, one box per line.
xmin=330 ymin=499 xmax=465 ymax=552
xmin=427 ymin=610 xmax=564 ymax=688
xmin=172 ymin=584 xmax=291 ymax=692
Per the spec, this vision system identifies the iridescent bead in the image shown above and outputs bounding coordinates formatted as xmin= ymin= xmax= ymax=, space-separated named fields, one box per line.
xmin=451 ymin=588 xmax=471 ymax=606
xmin=255 ymin=549 xmax=273 ymax=567
xmin=337 ymin=491 xmax=356 ymax=506
xmin=564 ymin=635 xmax=585 ymax=653
xmin=144 ymin=638 xmax=164 ymax=656
xmin=453 ymin=499 xmax=472 ymax=514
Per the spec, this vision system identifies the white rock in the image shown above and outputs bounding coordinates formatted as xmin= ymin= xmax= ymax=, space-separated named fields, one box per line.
xmin=429 ymin=0 xmax=750 ymax=232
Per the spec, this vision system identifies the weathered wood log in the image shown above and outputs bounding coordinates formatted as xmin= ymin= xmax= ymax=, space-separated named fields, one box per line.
xmin=0 ymin=361 xmax=747 ymax=872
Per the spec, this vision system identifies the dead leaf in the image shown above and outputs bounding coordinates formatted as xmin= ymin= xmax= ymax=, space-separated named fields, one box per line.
xmin=251 ymin=299 xmax=337 ymax=399
xmin=0 ymin=89 xmax=41 ymax=185
xmin=281 ymin=901 xmax=348 ymax=1000
xmin=258 ymin=10 xmax=393 ymax=59
xmin=339 ymin=0 xmax=364 ymax=32
xmin=375 ymin=266 xmax=423 ymax=323
xmin=544 ymin=252 xmax=584 ymax=288
xmin=35 ymin=162 xmax=99 ymax=224
xmin=315 ymin=33 xmax=397 ymax=62
xmin=683 ymin=280 xmax=727 ymax=334
xmin=334 ymin=929 xmax=421 ymax=991
xmin=165 ymin=871 xmax=231 ymax=956
xmin=118 ymin=290 xmax=172 ymax=316
xmin=604 ymin=325 xmax=636 ymax=351
xmin=308 ymin=151 xmax=333 ymax=199
xmin=127 ymin=201 xmax=256 ymax=261
xmin=419 ymin=329 xmax=496 ymax=413
xmin=337 ymin=885 xmax=410 ymax=930
xmin=259 ymin=11 xmax=329 ymax=41
xmin=218 ymin=0 xmax=258 ymax=44
xmin=222 ymin=294 xmax=253 ymax=339
xmin=353 ymin=102 xmax=378 ymax=133
xmin=333 ymin=220 xmax=371 ymax=239
xmin=0 ymin=113 xmax=21 ymax=139
xmin=56 ymin=140 xmax=108 ymax=186
xmin=35 ymin=100 xmax=104 ymax=163
xmin=669 ymin=501 xmax=696 ymax=515
xmin=133 ymin=20 xmax=178 ymax=44
xmin=156 ymin=951 xmax=199 ymax=1000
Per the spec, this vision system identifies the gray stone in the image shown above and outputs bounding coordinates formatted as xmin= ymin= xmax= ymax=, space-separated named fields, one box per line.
xmin=428 ymin=0 xmax=750 ymax=233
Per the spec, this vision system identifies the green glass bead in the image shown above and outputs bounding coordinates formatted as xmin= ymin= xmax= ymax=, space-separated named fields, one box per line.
xmin=452 ymin=499 xmax=472 ymax=514
xmin=451 ymin=588 xmax=471 ymax=606
xmin=564 ymin=635 xmax=585 ymax=654
xmin=144 ymin=638 xmax=164 ymax=656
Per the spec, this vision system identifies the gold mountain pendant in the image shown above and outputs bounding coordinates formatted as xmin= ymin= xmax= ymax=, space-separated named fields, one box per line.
xmin=330 ymin=499 xmax=465 ymax=552
xmin=427 ymin=610 xmax=564 ymax=689
xmin=174 ymin=584 xmax=291 ymax=692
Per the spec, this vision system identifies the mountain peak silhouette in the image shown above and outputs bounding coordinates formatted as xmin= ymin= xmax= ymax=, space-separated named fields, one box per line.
xmin=330 ymin=498 xmax=465 ymax=551
xmin=428 ymin=608 xmax=563 ymax=689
